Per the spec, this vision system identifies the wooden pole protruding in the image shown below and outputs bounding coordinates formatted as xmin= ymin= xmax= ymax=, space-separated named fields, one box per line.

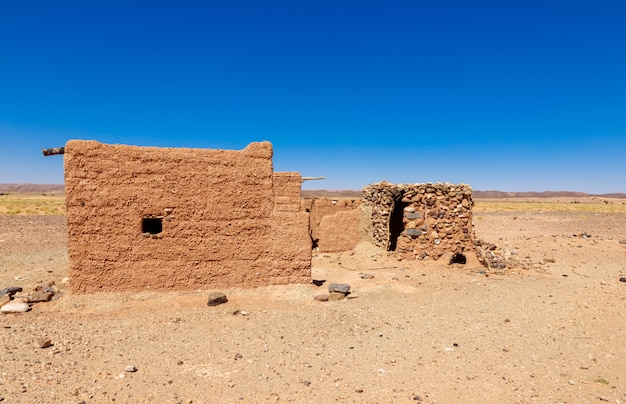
xmin=42 ymin=147 xmax=65 ymax=156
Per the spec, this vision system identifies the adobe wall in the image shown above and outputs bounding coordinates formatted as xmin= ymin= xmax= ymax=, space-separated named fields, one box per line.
xmin=363 ymin=182 xmax=475 ymax=260
xmin=302 ymin=197 xmax=362 ymax=251
xmin=64 ymin=140 xmax=311 ymax=293
xmin=271 ymin=173 xmax=312 ymax=282
xmin=316 ymin=210 xmax=365 ymax=252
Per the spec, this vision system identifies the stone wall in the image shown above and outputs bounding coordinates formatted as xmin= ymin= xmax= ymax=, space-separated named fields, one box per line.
xmin=64 ymin=140 xmax=311 ymax=293
xmin=363 ymin=182 xmax=474 ymax=260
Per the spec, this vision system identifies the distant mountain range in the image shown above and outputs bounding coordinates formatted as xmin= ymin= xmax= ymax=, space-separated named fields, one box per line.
xmin=303 ymin=189 xmax=626 ymax=199
xmin=2 ymin=184 xmax=625 ymax=199
xmin=0 ymin=183 xmax=65 ymax=194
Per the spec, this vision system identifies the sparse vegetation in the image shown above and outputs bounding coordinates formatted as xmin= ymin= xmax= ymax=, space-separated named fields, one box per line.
xmin=474 ymin=200 xmax=626 ymax=213
xmin=2 ymin=193 xmax=625 ymax=215
xmin=594 ymin=377 xmax=610 ymax=385
xmin=0 ymin=194 xmax=66 ymax=215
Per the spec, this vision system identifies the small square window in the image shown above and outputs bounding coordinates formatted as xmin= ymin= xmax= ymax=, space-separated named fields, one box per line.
xmin=142 ymin=217 xmax=163 ymax=234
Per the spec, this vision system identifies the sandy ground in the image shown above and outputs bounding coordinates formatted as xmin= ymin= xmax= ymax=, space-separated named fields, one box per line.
xmin=1 ymin=211 xmax=625 ymax=403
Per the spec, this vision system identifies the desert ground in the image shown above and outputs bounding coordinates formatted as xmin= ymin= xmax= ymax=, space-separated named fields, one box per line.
xmin=1 ymin=196 xmax=625 ymax=403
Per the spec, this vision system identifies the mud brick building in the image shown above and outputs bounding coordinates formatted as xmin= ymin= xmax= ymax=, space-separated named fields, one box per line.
xmin=363 ymin=182 xmax=475 ymax=262
xmin=64 ymin=140 xmax=311 ymax=293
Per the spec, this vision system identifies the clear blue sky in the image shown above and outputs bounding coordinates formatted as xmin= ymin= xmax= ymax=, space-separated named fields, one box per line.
xmin=1 ymin=1 xmax=624 ymax=193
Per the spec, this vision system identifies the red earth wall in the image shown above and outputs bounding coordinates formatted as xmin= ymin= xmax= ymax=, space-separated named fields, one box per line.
xmin=64 ymin=140 xmax=311 ymax=293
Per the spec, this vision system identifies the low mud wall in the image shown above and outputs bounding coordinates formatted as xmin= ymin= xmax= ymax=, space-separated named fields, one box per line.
xmin=303 ymin=197 xmax=364 ymax=252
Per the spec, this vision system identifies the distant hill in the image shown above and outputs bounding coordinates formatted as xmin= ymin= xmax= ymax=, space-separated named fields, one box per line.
xmin=0 ymin=183 xmax=65 ymax=195
xmin=1 ymin=184 xmax=624 ymax=199
xmin=303 ymin=189 xmax=626 ymax=199
xmin=301 ymin=190 xmax=362 ymax=198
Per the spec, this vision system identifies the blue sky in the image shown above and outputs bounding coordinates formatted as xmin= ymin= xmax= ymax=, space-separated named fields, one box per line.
xmin=1 ymin=1 xmax=624 ymax=193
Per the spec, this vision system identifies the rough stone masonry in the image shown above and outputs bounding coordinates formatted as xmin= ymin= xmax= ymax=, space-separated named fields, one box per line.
xmin=362 ymin=181 xmax=475 ymax=261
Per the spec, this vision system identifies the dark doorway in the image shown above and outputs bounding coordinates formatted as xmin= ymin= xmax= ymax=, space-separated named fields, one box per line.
xmin=388 ymin=197 xmax=408 ymax=251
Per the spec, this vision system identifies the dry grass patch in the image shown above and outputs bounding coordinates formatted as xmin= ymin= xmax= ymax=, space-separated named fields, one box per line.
xmin=474 ymin=198 xmax=626 ymax=213
xmin=0 ymin=194 xmax=66 ymax=215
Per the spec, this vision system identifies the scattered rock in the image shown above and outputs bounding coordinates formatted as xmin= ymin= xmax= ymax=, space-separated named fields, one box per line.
xmin=28 ymin=291 xmax=54 ymax=303
xmin=0 ymin=287 xmax=22 ymax=298
xmin=328 ymin=292 xmax=345 ymax=301
xmin=302 ymin=380 xmax=311 ymax=386
xmin=234 ymin=353 xmax=243 ymax=360
xmin=620 ymin=277 xmax=626 ymax=283
xmin=11 ymin=297 xmax=29 ymax=304
xmin=1 ymin=301 xmax=30 ymax=313
xmin=36 ymin=338 xmax=52 ymax=348
xmin=360 ymin=273 xmax=374 ymax=279
xmin=328 ymin=283 xmax=350 ymax=294
xmin=124 ymin=365 xmax=137 ymax=372
xmin=240 ymin=310 xmax=249 ymax=316
xmin=314 ymin=294 xmax=329 ymax=302
xmin=544 ymin=257 xmax=556 ymax=263
xmin=33 ymin=281 xmax=55 ymax=292
xmin=207 ymin=292 xmax=228 ymax=306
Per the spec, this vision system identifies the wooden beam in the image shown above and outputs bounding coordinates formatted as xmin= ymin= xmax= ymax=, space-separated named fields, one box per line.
xmin=42 ymin=147 xmax=65 ymax=156
xmin=301 ymin=176 xmax=325 ymax=182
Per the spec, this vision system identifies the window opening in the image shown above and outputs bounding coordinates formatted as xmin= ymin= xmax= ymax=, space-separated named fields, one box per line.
xmin=142 ymin=217 xmax=163 ymax=235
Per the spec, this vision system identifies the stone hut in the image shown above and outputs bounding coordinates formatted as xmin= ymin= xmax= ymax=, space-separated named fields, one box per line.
xmin=362 ymin=181 xmax=474 ymax=262
xmin=64 ymin=140 xmax=311 ymax=293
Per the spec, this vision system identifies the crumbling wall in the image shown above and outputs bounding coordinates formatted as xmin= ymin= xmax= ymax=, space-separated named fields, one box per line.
xmin=316 ymin=210 xmax=364 ymax=252
xmin=302 ymin=197 xmax=361 ymax=250
xmin=363 ymin=182 xmax=474 ymax=260
xmin=65 ymin=140 xmax=311 ymax=293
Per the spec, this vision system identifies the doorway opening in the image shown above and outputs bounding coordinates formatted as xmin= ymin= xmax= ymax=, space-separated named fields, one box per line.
xmin=388 ymin=196 xmax=408 ymax=251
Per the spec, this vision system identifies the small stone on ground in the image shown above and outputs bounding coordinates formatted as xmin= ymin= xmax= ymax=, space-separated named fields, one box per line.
xmin=1 ymin=301 xmax=30 ymax=313
xmin=328 ymin=283 xmax=350 ymax=294
xmin=207 ymin=292 xmax=228 ymax=306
